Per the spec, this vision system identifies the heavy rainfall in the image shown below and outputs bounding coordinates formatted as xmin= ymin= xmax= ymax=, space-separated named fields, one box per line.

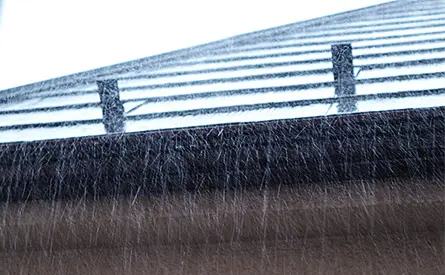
xmin=0 ymin=0 xmax=444 ymax=274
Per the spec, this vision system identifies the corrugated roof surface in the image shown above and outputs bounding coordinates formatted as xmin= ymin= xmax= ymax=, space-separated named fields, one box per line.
xmin=1 ymin=0 xmax=444 ymax=143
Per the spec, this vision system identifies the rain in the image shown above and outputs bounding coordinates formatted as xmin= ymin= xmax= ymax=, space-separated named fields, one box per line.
xmin=0 ymin=0 xmax=444 ymax=274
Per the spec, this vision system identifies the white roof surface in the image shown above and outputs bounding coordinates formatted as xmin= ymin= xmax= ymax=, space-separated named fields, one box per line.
xmin=1 ymin=0 xmax=444 ymax=143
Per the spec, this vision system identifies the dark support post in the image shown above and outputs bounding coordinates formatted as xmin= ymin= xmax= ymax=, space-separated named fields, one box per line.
xmin=331 ymin=44 xmax=357 ymax=113
xmin=97 ymin=80 xmax=125 ymax=133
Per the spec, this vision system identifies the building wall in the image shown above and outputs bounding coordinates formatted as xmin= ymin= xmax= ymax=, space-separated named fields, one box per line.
xmin=0 ymin=178 xmax=443 ymax=274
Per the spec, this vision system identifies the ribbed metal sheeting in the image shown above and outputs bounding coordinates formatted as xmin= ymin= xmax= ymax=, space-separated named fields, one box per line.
xmin=0 ymin=0 xmax=444 ymax=143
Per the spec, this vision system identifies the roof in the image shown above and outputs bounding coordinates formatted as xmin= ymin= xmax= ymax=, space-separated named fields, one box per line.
xmin=0 ymin=0 xmax=444 ymax=202
xmin=1 ymin=0 xmax=445 ymax=144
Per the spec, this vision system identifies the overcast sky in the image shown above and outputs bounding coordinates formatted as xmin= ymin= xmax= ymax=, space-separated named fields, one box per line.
xmin=0 ymin=0 xmax=392 ymax=90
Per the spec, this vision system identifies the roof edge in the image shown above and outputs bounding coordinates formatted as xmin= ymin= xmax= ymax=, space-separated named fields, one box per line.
xmin=0 ymin=0 xmax=403 ymax=98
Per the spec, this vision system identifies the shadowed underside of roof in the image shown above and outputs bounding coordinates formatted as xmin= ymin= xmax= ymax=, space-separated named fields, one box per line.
xmin=0 ymin=0 xmax=445 ymax=143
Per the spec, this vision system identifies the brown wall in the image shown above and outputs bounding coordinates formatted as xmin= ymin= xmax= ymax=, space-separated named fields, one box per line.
xmin=0 ymin=178 xmax=443 ymax=274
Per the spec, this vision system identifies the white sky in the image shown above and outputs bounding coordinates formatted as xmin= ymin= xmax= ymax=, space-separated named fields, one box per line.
xmin=0 ymin=0 xmax=392 ymax=90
